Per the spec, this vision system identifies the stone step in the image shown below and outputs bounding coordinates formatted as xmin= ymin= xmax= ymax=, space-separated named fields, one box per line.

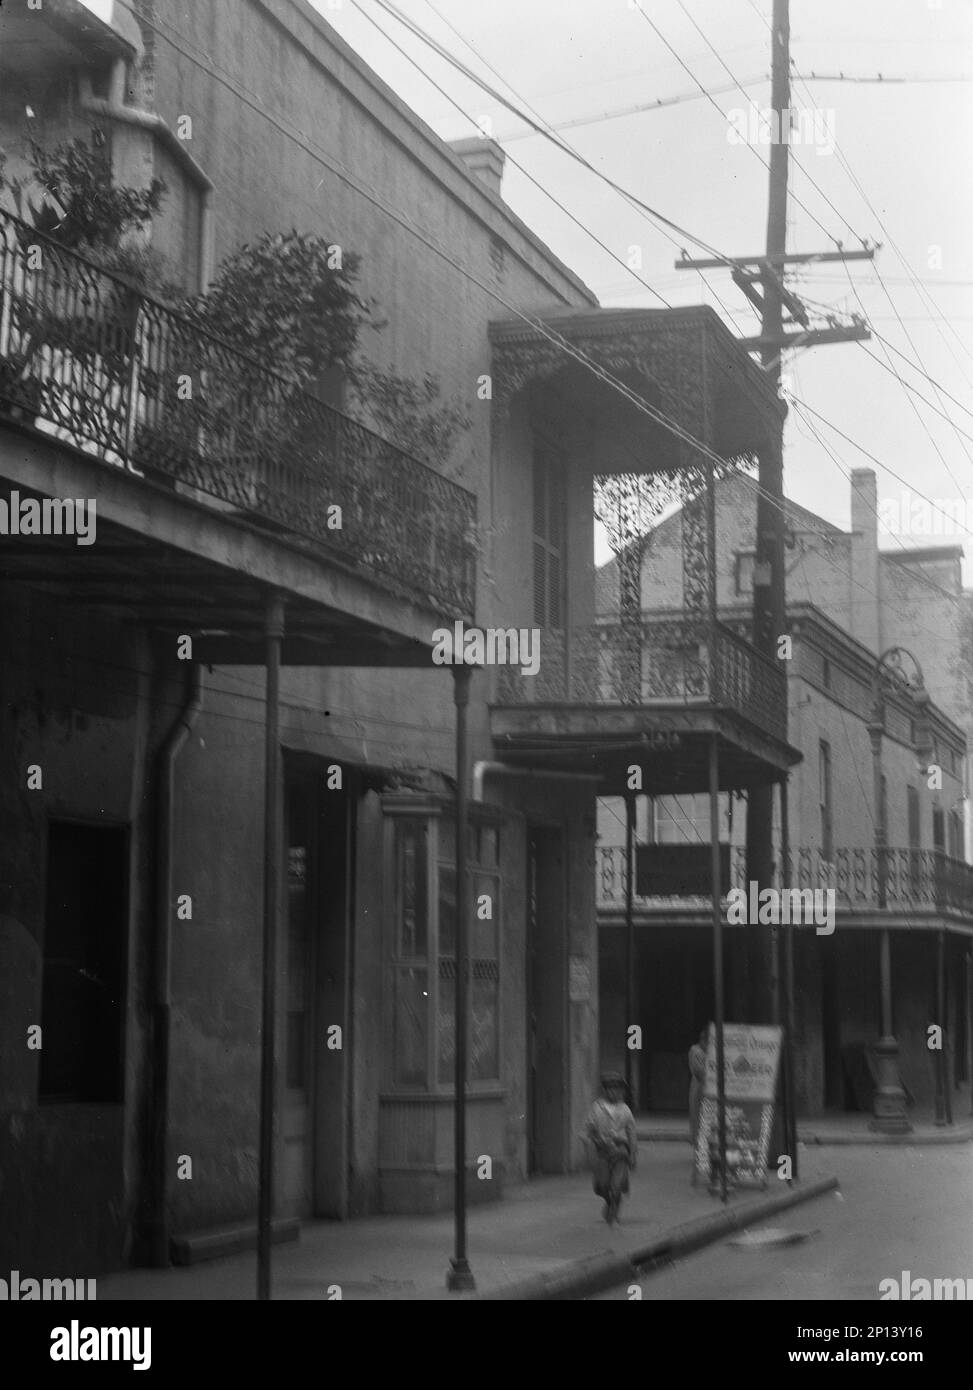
xmin=170 ymin=1216 xmax=300 ymax=1266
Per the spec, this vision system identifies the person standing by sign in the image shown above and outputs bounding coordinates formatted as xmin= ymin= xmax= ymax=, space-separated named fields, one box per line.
xmin=688 ymin=1027 xmax=708 ymax=1158
xmin=584 ymin=1072 xmax=638 ymax=1225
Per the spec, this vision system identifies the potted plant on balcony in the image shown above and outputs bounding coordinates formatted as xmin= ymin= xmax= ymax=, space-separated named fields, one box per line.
xmin=0 ymin=133 xmax=167 ymax=454
xmin=178 ymin=230 xmax=472 ymax=589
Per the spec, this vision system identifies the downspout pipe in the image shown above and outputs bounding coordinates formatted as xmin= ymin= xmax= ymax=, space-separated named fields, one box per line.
xmin=151 ymin=660 xmax=204 ymax=1267
xmin=78 ymin=70 xmax=216 ymax=289
xmin=472 ymin=760 xmax=603 ymax=803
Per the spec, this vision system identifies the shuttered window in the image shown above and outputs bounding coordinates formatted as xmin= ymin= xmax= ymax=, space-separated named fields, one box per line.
xmin=533 ymin=446 xmax=564 ymax=628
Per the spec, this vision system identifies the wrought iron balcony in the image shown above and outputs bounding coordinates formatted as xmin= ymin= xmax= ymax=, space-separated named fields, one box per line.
xmin=597 ymin=843 xmax=973 ymax=917
xmin=496 ymin=615 xmax=787 ymax=742
xmin=0 ymin=208 xmax=476 ymax=617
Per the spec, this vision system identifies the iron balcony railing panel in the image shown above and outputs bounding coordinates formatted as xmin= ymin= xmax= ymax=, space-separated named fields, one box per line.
xmin=597 ymin=843 xmax=973 ymax=915
xmin=0 ymin=209 xmax=477 ymax=617
xmin=497 ymin=618 xmax=710 ymax=706
xmin=787 ymin=846 xmax=973 ymax=914
xmin=714 ymin=622 xmax=788 ymax=742
xmin=496 ymin=615 xmax=787 ymax=743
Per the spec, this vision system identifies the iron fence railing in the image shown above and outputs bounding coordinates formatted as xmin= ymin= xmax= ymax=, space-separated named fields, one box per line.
xmin=0 ymin=208 xmax=476 ymax=616
xmin=597 ymin=842 xmax=973 ymax=915
xmin=497 ymin=615 xmax=788 ymax=744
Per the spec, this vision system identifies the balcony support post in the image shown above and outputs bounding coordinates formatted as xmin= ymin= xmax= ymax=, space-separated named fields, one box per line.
xmin=257 ymin=592 xmax=285 ymax=1301
xmin=868 ymin=709 xmax=911 ymax=1134
xmin=447 ymin=663 xmax=476 ymax=1292
xmin=745 ymin=422 xmax=786 ymax=1024
xmin=935 ymin=929 xmax=951 ymax=1126
xmin=709 ymin=732 xmax=728 ymax=1203
xmin=968 ymin=948 xmax=973 ymax=1118
xmin=779 ymin=776 xmax=798 ymax=1178
xmin=624 ymin=790 xmax=637 ymax=1108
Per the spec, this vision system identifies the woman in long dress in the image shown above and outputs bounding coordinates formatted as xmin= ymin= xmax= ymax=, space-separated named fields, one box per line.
xmin=688 ymin=1028 xmax=708 ymax=1153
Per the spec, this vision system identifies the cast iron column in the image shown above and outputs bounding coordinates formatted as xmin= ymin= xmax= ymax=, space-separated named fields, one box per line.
xmin=258 ymin=593 xmax=285 ymax=1300
xmin=709 ymin=732 xmax=727 ymax=1202
xmin=624 ymin=790 xmax=637 ymax=1106
xmin=447 ymin=663 xmax=475 ymax=1291
xmin=968 ymin=948 xmax=973 ymax=1117
xmin=868 ymin=710 xmax=911 ymax=1134
xmin=935 ymin=929 xmax=951 ymax=1125
xmin=779 ymin=776 xmax=797 ymax=1178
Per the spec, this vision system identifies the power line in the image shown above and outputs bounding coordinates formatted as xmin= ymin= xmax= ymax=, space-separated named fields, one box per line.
xmin=672 ymin=0 xmax=864 ymax=246
xmin=105 ymin=2 xmax=747 ymax=479
xmin=870 ymin=330 xmax=973 ymax=423
xmin=792 ymin=396 xmax=973 ymax=546
xmin=792 ymin=401 xmax=966 ymax=611
xmin=351 ymin=0 xmax=671 ymax=307
xmin=838 ymin=234 xmax=973 ymax=499
xmin=499 ymin=74 xmax=770 ymax=142
xmin=856 ymin=343 xmax=973 ymax=443
xmin=787 ymin=56 xmax=973 ymax=389
xmin=413 ymin=0 xmax=745 ymax=324
xmin=779 ymin=68 xmax=973 ymax=502
xmin=362 ymin=0 xmax=740 ymax=267
xmin=94 ymin=2 xmax=969 ymax=629
xmin=630 ymin=0 xmax=838 ymax=245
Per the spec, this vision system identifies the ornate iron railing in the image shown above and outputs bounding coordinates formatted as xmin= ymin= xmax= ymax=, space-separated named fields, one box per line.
xmin=597 ymin=842 xmax=973 ymax=915
xmin=714 ymin=622 xmax=788 ymax=742
xmin=0 ymin=208 xmax=476 ymax=616
xmin=597 ymin=843 xmax=748 ymax=908
xmin=497 ymin=615 xmax=787 ymax=742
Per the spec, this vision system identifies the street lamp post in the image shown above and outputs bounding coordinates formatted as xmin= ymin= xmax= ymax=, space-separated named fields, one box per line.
xmin=867 ymin=648 xmax=932 ymax=1136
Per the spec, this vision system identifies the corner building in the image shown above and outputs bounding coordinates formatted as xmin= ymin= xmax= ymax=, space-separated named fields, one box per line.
xmin=0 ymin=0 xmax=796 ymax=1272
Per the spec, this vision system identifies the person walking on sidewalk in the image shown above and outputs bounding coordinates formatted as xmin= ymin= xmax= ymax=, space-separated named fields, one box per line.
xmin=584 ymin=1072 xmax=638 ymax=1225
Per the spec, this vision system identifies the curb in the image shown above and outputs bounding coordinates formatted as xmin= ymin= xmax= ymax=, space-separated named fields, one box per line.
xmin=477 ymin=1175 xmax=840 ymax=1301
xmin=638 ymin=1127 xmax=973 ymax=1148
xmin=799 ymin=1125 xmax=973 ymax=1147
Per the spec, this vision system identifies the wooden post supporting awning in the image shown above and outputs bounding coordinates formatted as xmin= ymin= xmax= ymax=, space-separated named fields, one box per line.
xmin=257 ymin=594 xmax=285 ymax=1301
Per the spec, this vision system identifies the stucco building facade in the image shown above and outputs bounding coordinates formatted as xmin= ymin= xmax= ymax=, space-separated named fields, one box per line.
xmin=598 ymin=468 xmax=973 ymax=1121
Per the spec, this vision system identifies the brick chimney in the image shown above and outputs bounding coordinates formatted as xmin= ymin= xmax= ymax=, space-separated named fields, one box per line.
xmin=850 ymin=467 xmax=880 ymax=655
xmin=449 ymin=137 xmax=506 ymax=198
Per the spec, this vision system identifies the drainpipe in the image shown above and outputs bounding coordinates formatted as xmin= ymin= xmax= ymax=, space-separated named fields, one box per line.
xmin=472 ymin=760 xmax=603 ymax=802
xmin=151 ymin=660 xmax=204 ymax=1267
xmin=78 ymin=71 xmax=215 ymax=289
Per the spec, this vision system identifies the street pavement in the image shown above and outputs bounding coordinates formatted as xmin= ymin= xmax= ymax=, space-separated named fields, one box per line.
xmin=97 ymin=1141 xmax=838 ymax=1301
xmin=94 ymin=1113 xmax=971 ymax=1302
xmin=596 ymin=1144 xmax=973 ymax=1300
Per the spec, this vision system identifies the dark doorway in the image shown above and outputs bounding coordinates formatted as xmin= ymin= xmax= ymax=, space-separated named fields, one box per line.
xmin=639 ymin=930 xmax=712 ymax=1113
xmin=284 ymin=763 xmax=354 ymax=1218
xmin=821 ymin=946 xmax=843 ymax=1109
xmin=40 ymin=821 xmax=128 ymax=1103
xmin=526 ymin=826 xmax=567 ymax=1174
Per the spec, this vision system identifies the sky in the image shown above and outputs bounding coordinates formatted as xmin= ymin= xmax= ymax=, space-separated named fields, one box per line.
xmin=311 ymin=0 xmax=973 ymax=578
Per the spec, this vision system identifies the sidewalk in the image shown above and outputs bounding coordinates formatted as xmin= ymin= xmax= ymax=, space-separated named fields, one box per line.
xmin=97 ymin=1143 xmax=839 ymax=1302
xmin=637 ymin=1109 xmax=973 ymax=1146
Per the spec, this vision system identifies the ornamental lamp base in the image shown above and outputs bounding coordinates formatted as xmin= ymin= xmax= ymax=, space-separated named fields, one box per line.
xmin=446 ymin=1258 xmax=476 ymax=1292
xmin=869 ymin=1036 xmax=912 ymax=1135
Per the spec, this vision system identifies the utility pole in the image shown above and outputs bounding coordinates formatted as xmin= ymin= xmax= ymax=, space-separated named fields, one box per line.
xmin=747 ymin=0 xmax=791 ymax=1023
xmin=676 ymin=0 xmax=874 ymax=1022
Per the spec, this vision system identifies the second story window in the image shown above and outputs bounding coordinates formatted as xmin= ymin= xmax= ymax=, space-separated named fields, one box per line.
xmin=907 ymin=785 xmax=921 ymax=850
xmin=533 ymin=444 xmax=564 ymax=628
xmin=734 ymin=551 xmax=755 ymax=596
xmin=819 ymin=739 xmax=833 ymax=860
xmin=932 ymin=806 xmax=945 ymax=856
xmin=948 ymin=809 xmax=963 ymax=859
